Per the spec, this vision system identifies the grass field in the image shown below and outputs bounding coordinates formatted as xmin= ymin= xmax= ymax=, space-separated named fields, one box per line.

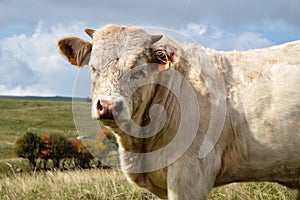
xmin=0 ymin=98 xmax=297 ymax=199
xmin=0 ymin=98 xmax=77 ymax=159
xmin=0 ymin=169 xmax=295 ymax=200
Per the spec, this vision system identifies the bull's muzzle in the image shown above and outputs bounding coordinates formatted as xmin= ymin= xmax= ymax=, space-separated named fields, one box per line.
xmin=93 ymin=96 xmax=130 ymax=121
xmin=96 ymin=99 xmax=114 ymax=119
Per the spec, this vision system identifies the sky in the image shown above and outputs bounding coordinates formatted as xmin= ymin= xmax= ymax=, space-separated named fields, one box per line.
xmin=0 ymin=0 xmax=300 ymax=97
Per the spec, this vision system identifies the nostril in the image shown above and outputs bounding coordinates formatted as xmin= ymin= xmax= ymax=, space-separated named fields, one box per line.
xmin=97 ymin=100 xmax=103 ymax=111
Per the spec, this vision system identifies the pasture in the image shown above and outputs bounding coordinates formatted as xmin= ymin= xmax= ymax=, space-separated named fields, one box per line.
xmin=0 ymin=98 xmax=296 ymax=199
xmin=0 ymin=169 xmax=295 ymax=200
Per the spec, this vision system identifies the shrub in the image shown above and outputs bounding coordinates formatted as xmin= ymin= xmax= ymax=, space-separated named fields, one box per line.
xmin=14 ymin=131 xmax=44 ymax=167
xmin=50 ymin=134 xmax=74 ymax=168
xmin=67 ymin=137 xmax=94 ymax=168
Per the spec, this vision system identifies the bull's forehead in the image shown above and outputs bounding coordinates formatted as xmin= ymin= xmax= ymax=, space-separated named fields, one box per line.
xmin=89 ymin=25 xmax=153 ymax=96
xmin=89 ymin=25 xmax=152 ymax=71
xmin=92 ymin=25 xmax=151 ymax=53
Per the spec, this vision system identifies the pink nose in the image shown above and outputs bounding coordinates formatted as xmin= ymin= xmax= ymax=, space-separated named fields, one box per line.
xmin=97 ymin=100 xmax=114 ymax=119
xmin=97 ymin=100 xmax=123 ymax=119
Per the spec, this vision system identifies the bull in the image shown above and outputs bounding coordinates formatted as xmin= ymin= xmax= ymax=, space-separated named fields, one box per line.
xmin=57 ymin=24 xmax=300 ymax=200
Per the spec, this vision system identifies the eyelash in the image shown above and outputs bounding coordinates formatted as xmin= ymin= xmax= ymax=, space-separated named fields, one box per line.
xmin=90 ymin=67 xmax=100 ymax=74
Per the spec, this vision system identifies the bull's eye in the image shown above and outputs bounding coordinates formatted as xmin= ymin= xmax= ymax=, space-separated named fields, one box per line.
xmin=130 ymin=69 xmax=147 ymax=80
xmin=153 ymin=49 xmax=170 ymax=64
xmin=90 ymin=66 xmax=100 ymax=75
xmin=90 ymin=66 xmax=96 ymax=72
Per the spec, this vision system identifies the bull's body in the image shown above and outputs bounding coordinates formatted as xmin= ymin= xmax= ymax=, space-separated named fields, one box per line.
xmin=57 ymin=25 xmax=300 ymax=199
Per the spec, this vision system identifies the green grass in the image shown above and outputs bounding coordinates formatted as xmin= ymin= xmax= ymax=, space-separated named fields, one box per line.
xmin=0 ymin=98 xmax=77 ymax=159
xmin=0 ymin=158 xmax=36 ymax=179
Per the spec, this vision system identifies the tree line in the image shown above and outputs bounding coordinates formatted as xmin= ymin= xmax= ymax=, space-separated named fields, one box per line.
xmin=14 ymin=131 xmax=110 ymax=170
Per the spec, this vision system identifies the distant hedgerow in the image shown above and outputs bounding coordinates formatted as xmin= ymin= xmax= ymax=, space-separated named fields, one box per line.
xmin=14 ymin=131 xmax=110 ymax=170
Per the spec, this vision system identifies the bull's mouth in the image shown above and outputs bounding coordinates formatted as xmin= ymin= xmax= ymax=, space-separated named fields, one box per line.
xmin=98 ymin=117 xmax=129 ymax=136
xmin=98 ymin=118 xmax=118 ymax=128
xmin=97 ymin=119 xmax=120 ymax=139
xmin=99 ymin=115 xmax=143 ymax=138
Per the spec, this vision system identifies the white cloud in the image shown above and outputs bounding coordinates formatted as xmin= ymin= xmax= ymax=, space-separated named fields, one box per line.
xmin=0 ymin=21 xmax=90 ymax=97
xmin=0 ymin=84 xmax=55 ymax=97
xmin=233 ymin=32 xmax=274 ymax=50
xmin=185 ymin=23 xmax=208 ymax=37
xmin=180 ymin=22 xmax=274 ymax=51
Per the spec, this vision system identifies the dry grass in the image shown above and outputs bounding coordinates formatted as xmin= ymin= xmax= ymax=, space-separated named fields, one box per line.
xmin=210 ymin=182 xmax=295 ymax=200
xmin=0 ymin=169 xmax=157 ymax=200
xmin=0 ymin=169 xmax=296 ymax=200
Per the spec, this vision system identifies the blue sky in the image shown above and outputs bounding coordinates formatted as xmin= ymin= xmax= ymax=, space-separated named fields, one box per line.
xmin=1 ymin=0 xmax=300 ymax=97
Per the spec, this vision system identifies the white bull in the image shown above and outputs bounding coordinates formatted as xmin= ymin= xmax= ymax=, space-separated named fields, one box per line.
xmin=57 ymin=24 xmax=300 ymax=200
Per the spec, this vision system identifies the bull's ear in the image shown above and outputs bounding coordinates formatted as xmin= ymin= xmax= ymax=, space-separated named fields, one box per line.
xmin=57 ymin=37 xmax=92 ymax=67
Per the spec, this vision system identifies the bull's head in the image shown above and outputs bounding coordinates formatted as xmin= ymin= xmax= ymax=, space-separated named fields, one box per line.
xmin=57 ymin=24 xmax=186 ymax=140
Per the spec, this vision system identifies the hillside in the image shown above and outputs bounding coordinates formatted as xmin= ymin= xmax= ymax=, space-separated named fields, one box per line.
xmin=0 ymin=95 xmax=89 ymax=102
xmin=0 ymin=98 xmax=77 ymax=159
